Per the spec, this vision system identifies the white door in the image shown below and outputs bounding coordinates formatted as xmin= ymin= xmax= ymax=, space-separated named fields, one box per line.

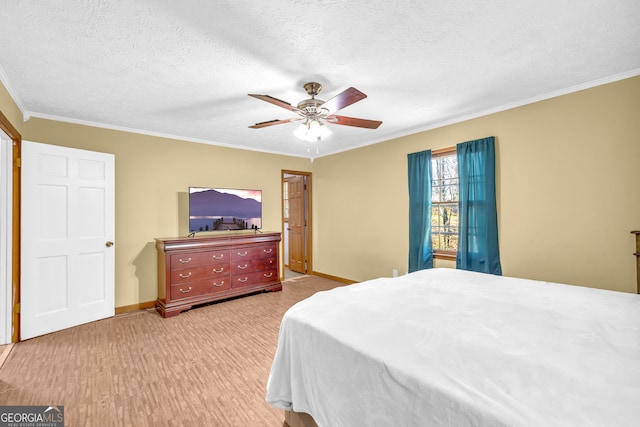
xmin=21 ymin=141 xmax=115 ymax=340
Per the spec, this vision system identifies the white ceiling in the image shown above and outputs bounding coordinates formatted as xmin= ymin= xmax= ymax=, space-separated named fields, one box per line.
xmin=1 ymin=1 xmax=639 ymax=159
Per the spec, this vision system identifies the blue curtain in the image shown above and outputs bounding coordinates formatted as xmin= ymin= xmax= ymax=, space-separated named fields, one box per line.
xmin=408 ymin=150 xmax=433 ymax=272
xmin=456 ymin=137 xmax=502 ymax=275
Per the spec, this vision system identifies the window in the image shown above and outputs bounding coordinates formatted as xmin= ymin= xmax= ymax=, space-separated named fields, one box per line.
xmin=409 ymin=137 xmax=500 ymax=273
xmin=431 ymin=148 xmax=458 ymax=255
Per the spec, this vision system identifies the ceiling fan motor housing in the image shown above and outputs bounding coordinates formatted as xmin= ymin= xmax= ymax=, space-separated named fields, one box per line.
xmin=298 ymin=82 xmax=328 ymax=117
xmin=297 ymin=98 xmax=327 ymax=115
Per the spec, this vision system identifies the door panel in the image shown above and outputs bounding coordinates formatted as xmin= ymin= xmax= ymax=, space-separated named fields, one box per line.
xmin=77 ymin=252 xmax=106 ymax=304
xmin=36 ymin=256 xmax=67 ymax=314
xmin=21 ymin=141 xmax=115 ymax=340
xmin=288 ymin=176 xmax=305 ymax=273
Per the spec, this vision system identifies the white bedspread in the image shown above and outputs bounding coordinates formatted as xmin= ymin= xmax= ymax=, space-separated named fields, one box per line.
xmin=266 ymin=268 xmax=640 ymax=426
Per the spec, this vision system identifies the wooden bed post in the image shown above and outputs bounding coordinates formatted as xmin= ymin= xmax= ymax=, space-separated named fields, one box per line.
xmin=632 ymin=231 xmax=640 ymax=294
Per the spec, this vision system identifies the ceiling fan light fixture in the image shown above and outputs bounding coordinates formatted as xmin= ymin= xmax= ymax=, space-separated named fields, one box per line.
xmin=294 ymin=119 xmax=331 ymax=142
xmin=293 ymin=123 xmax=308 ymax=139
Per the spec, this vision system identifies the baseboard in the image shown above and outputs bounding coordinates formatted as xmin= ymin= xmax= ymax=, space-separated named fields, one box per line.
xmin=310 ymin=271 xmax=357 ymax=285
xmin=115 ymin=300 xmax=156 ymax=315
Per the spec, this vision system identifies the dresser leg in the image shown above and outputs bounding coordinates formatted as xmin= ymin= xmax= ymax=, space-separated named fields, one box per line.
xmin=155 ymin=300 xmax=190 ymax=318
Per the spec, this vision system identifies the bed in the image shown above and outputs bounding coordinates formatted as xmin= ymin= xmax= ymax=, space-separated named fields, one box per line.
xmin=266 ymin=268 xmax=640 ymax=426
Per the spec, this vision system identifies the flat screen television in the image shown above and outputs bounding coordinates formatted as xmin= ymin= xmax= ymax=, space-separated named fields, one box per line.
xmin=189 ymin=187 xmax=262 ymax=232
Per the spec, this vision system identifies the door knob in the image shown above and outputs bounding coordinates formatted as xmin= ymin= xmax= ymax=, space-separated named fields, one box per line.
xmin=106 ymin=241 xmax=114 ymax=247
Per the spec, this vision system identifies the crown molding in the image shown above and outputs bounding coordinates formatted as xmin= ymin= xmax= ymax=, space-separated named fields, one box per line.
xmin=8 ymin=68 xmax=640 ymax=161
xmin=0 ymin=65 xmax=30 ymax=121
xmin=321 ymin=68 xmax=640 ymax=158
xmin=27 ymin=112 xmax=312 ymax=159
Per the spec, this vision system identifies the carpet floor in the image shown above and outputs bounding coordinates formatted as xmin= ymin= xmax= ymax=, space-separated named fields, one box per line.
xmin=0 ymin=275 xmax=346 ymax=426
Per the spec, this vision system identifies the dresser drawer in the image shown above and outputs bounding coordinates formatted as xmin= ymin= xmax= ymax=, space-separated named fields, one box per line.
xmin=230 ymin=243 xmax=277 ymax=261
xmin=232 ymin=269 xmax=278 ymax=288
xmin=170 ymin=264 xmax=229 ymax=284
xmin=231 ymin=257 xmax=277 ymax=275
xmin=170 ymin=250 xmax=229 ymax=269
xmin=170 ymin=278 xmax=231 ymax=300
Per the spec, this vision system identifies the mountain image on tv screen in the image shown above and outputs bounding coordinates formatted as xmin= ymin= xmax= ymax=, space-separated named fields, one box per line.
xmin=189 ymin=187 xmax=262 ymax=232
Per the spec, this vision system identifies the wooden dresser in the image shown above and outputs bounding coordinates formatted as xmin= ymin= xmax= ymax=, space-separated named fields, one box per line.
xmin=155 ymin=231 xmax=281 ymax=317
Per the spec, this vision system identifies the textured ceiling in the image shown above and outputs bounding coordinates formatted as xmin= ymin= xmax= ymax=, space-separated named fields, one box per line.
xmin=1 ymin=0 xmax=639 ymax=159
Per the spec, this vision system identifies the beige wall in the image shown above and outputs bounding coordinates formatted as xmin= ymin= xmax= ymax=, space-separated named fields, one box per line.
xmin=0 ymin=82 xmax=24 ymax=136
xmin=313 ymin=75 xmax=640 ymax=293
xmin=20 ymin=118 xmax=312 ymax=307
xmin=3 ymin=75 xmax=639 ymax=308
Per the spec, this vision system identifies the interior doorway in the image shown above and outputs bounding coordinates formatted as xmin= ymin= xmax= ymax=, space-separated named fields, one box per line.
xmin=0 ymin=110 xmax=21 ymax=343
xmin=0 ymin=128 xmax=12 ymax=344
xmin=282 ymin=171 xmax=312 ymax=278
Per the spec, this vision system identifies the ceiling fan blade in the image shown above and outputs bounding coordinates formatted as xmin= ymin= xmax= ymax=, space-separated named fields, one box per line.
xmin=327 ymin=115 xmax=382 ymax=129
xmin=321 ymin=87 xmax=367 ymax=113
xmin=248 ymin=94 xmax=298 ymax=112
xmin=249 ymin=118 xmax=299 ymax=129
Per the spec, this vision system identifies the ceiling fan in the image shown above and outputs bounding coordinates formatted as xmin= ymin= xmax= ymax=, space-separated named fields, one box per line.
xmin=248 ymin=82 xmax=382 ymax=143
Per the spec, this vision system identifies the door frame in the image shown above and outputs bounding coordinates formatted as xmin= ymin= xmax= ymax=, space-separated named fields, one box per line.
xmin=0 ymin=110 xmax=21 ymax=343
xmin=282 ymin=170 xmax=312 ymax=275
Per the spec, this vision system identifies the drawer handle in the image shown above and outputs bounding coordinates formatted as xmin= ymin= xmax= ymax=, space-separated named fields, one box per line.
xmin=213 ymin=281 xmax=225 ymax=287
xmin=212 ymin=254 xmax=225 ymax=260
xmin=178 ymin=257 xmax=192 ymax=264
xmin=237 ymin=251 xmax=248 ymax=257
xmin=238 ymin=277 xmax=248 ymax=283
xmin=212 ymin=267 xmax=225 ymax=273
xmin=237 ymin=264 xmax=248 ymax=270
xmin=179 ymin=287 xmax=192 ymax=293
xmin=179 ymin=272 xmax=192 ymax=279
xmin=263 ymin=248 xmax=273 ymax=253
xmin=264 ymin=272 xmax=273 ymax=278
